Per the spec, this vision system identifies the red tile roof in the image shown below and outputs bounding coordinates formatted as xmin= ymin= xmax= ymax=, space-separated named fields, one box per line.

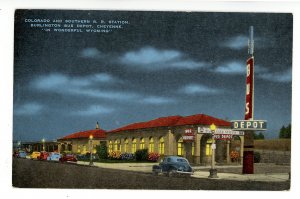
xmin=109 ymin=115 xmax=182 ymax=133
xmin=175 ymin=114 xmax=230 ymax=127
xmin=59 ymin=128 xmax=106 ymax=140
xmin=109 ymin=114 xmax=230 ymax=133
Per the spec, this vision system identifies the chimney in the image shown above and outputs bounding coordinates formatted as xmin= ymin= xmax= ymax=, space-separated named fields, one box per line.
xmin=96 ymin=122 xmax=100 ymax=129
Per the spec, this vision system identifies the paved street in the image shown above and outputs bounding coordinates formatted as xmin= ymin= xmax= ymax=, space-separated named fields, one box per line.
xmin=12 ymin=158 xmax=290 ymax=190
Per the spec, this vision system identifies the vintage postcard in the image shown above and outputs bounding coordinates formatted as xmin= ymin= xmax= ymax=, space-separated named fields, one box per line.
xmin=12 ymin=9 xmax=292 ymax=190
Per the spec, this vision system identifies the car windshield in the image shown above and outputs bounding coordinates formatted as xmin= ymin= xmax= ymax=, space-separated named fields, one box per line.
xmin=176 ymin=158 xmax=188 ymax=163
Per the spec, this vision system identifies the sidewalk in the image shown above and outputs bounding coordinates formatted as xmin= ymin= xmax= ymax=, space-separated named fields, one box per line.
xmin=77 ymin=161 xmax=290 ymax=182
xmin=192 ymin=171 xmax=289 ymax=182
xmin=77 ymin=161 xmax=154 ymax=173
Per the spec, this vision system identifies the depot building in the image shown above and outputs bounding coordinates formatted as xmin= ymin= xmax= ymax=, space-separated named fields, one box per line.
xmin=56 ymin=114 xmax=244 ymax=165
xmin=57 ymin=122 xmax=106 ymax=154
xmin=106 ymin=114 xmax=245 ymax=165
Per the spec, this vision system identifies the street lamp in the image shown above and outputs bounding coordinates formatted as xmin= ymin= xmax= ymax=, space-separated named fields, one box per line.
xmin=89 ymin=135 xmax=94 ymax=166
xmin=209 ymin=123 xmax=218 ymax=178
xmin=42 ymin=138 xmax=45 ymax=151
xmin=17 ymin=141 xmax=21 ymax=150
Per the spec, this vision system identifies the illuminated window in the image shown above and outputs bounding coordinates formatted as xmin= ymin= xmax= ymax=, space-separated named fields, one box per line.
xmin=206 ymin=139 xmax=212 ymax=156
xmin=177 ymin=137 xmax=184 ymax=156
xmin=140 ymin=138 xmax=145 ymax=149
xmin=93 ymin=144 xmax=97 ymax=153
xmin=124 ymin=138 xmax=128 ymax=153
xmin=132 ymin=138 xmax=137 ymax=153
xmin=113 ymin=140 xmax=117 ymax=151
xmin=77 ymin=145 xmax=81 ymax=153
xmin=149 ymin=137 xmax=154 ymax=152
xmin=108 ymin=141 xmax=113 ymax=153
xmin=114 ymin=139 xmax=121 ymax=151
xmin=159 ymin=137 xmax=164 ymax=155
xmin=82 ymin=145 xmax=87 ymax=154
xmin=192 ymin=142 xmax=195 ymax=156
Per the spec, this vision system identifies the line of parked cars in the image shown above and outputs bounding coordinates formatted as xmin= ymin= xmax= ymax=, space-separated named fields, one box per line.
xmin=13 ymin=150 xmax=78 ymax=163
xmin=14 ymin=150 xmax=193 ymax=177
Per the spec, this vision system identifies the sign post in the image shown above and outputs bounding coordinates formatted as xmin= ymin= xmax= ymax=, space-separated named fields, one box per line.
xmin=231 ymin=26 xmax=266 ymax=174
xmin=242 ymin=26 xmax=255 ymax=174
xmin=208 ymin=124 xmax=218 ymax=178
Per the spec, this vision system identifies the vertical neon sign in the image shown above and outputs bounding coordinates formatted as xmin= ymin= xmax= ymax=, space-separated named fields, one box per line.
xmin=245 ymin=57 xmax=254 ymax=120
xmin=245 ymin=26 xmax=254 ymax=120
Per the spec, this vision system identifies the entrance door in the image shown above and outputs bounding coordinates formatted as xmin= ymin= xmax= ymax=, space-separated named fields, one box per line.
xmin=184 ymin=142 xmax=193 ymax=163
xmin=200 ymin=135 xmax=212 ymax=165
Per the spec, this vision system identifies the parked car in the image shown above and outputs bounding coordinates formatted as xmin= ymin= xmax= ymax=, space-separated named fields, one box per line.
xmin=38 ymin=151 xmax=49 ymax=160
xmin=152 ymin=156 xmax=194 ymax=177
xmin=18 ymin=150 xmax=27 ymax=158
xmin=30 ymin=151 xmax=41 ymax=160
xmin=59 ymin=154 xmax=77 ymax=163
xmin=13 ymin=151 xmax=20 ymax=158
xmin=13 ymin=150 xmax=27 ymax=158
xmin=47 ymin=152 xmax=61 ymax=161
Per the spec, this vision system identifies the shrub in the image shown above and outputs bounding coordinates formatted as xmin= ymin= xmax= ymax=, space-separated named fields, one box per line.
xmin=108 ymin=151 xmax=122 ymax=160
xmin=120 ymin=153 xmax=135 ymax=160
xmin=96 ymin=142 xmax=108 ymax=159
xmin=148 ymin=152 xmax=160 ymax=162
xmin=230 ymin=150 xmax=240 ymax=162
xmin=254 ymin=151 xmax=261 ymax=163
xmin=62 ymin=150 xmax=72 ymax=155
xmin=76 ymin=154 xmax=88 ymax=161
xmin=135 ymin=149 xmax=148 ymax=161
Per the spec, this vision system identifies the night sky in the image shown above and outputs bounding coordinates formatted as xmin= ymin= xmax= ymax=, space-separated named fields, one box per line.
xmin=13 ymin=10 xmax=292 ymax=141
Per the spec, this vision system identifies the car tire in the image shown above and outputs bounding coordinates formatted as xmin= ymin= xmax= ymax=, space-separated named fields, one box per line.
xmin=168 ymin=169 xmax=177 ymax=177
xmin=152 ymin=171 xmax=159 ymax=176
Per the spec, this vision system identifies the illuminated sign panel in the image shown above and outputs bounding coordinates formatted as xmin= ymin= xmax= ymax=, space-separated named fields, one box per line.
xmin=197 ymin=127 xmax=244 ymax=135
xmin=245 ymin=57 xmax=254 ymax=120
xmin=231 ymin=120 xmax=267 ymax=131
xmin=183 ymin=129 xmax=195 ymax=142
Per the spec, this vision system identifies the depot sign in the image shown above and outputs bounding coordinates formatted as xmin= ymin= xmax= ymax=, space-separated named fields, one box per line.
xmin=214 ymin=134 xmax=233 ymax=140
xmin=231 ymin=120 xmax=267 ymax=131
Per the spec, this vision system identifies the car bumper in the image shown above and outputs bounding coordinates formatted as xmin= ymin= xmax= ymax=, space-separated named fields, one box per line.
xmin=175 ymin=170 xmax=194 ymax=175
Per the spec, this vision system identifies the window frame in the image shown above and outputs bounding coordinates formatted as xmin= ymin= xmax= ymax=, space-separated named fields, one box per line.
xmin=159 ymin=137 xmax=164 ymax=155
xmin=149 ymin=137 xmax=154 ymax=153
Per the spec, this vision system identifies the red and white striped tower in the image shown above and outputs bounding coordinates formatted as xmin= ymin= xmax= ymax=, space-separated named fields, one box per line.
xmin=243 ymin=26 xmax=255 ymax=174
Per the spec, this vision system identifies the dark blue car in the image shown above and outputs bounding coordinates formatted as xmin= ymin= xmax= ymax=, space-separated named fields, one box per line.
xmin=152 ymin=156 xmax=194 ymax=177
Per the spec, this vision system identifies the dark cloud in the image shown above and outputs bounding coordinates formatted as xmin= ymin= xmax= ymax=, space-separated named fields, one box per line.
xmin=119 ymin=46 xmax=208 ymax=70
xmin=259 ymin=68 xmax=292 ymax=82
